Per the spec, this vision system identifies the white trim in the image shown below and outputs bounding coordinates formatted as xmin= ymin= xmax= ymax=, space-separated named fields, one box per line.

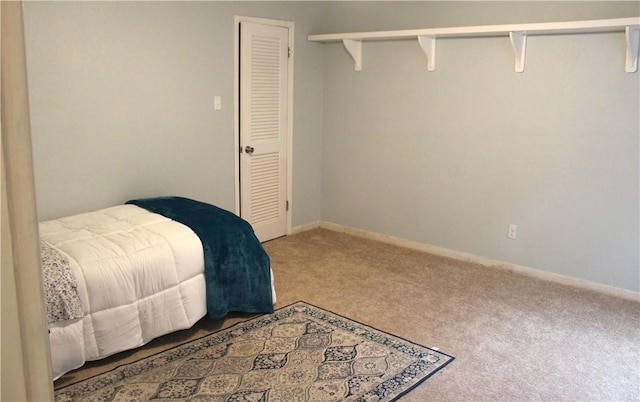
xmin=233 ymin=16 xmax=294 ymax=236
xmin=292 ymin=220 xmax=322 ymax=235
xmin=309 ymin=221 xmax=640 ymax=302
xmin=1 ymin=1 xmax=55 ymax=398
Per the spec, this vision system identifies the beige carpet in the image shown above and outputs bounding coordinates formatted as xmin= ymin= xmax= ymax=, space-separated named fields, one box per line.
xmin=55 ymin=228 xmax=640 ymax=401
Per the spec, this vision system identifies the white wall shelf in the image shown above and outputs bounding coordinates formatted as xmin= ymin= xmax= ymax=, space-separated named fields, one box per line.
xmin=308 ymin=17 xmax=640 ymax=73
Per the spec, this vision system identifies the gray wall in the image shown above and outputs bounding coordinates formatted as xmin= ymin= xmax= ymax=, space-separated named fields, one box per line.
xmin=24 ymin=1 xmax=640 ymax=293
xmin=23 ymin=1 xmax=325 ymax=225
xmin=321 ymin=2 xmax=640 ymax=291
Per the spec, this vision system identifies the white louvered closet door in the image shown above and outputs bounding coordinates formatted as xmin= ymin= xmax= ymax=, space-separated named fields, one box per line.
xmin=240 ymin=21 xmax=288 ymax=242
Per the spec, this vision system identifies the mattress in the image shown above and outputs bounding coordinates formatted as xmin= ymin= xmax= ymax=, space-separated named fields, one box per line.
xmin=41 ymin=205 xmax=207 ymax=380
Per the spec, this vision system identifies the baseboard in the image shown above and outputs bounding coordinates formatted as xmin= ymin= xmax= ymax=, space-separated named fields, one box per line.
xmin=291 ymin=220 xmax=321 ymax=235
xmin=306 ymin=221 xmax=639 ymax=302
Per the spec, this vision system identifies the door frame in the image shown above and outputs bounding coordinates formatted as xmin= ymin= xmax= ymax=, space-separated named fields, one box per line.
xmin=233 ymin=15 xmax=293 ymax=237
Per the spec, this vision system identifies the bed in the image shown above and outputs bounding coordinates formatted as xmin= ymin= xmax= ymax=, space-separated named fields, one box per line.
xmin=41 ymin=196 xmax=276 ymax=380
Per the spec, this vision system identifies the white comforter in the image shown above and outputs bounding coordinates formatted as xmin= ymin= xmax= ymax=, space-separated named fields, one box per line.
xmin=40 ymin=205 xmax=207 ymax=380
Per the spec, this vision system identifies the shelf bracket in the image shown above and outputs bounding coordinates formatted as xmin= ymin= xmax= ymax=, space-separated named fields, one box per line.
xmin=625 ymin=25 xmax=639 ymax=73
xmin=509 ymin=31 xmax=527 ymax=73
xmin=343 ymin=39 xmax=362 ymax=71
xmin=418 ymin=35 xmax=436 ymax=71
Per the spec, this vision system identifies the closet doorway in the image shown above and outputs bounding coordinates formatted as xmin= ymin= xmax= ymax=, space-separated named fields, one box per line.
xmin=234 ymin=16 xmax=293 ymax=242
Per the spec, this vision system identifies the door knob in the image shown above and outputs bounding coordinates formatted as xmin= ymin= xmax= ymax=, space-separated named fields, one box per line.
xmin=244 ymin=146 xmax=255 ymax=154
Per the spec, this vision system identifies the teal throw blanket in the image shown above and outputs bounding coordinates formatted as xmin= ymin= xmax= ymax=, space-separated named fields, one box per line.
xmin=126 ymin=196 xmax=273 ymax=318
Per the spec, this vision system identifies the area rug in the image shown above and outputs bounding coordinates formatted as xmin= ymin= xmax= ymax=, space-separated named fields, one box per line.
xmin=55 ymin=301 xmax=454 ymax=401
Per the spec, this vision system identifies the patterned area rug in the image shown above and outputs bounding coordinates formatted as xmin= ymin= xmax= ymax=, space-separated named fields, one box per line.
xmin=55 ymin=301 xmax=454 ymax=401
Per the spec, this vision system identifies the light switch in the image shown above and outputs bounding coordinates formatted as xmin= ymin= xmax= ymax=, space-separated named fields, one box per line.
xmin=214 ymin=96 xmax=222 ymax=110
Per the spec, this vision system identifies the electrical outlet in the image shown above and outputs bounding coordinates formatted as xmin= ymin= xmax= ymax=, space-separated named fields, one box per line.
xmin=507 ymin=224 xmax=517 ymax=240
